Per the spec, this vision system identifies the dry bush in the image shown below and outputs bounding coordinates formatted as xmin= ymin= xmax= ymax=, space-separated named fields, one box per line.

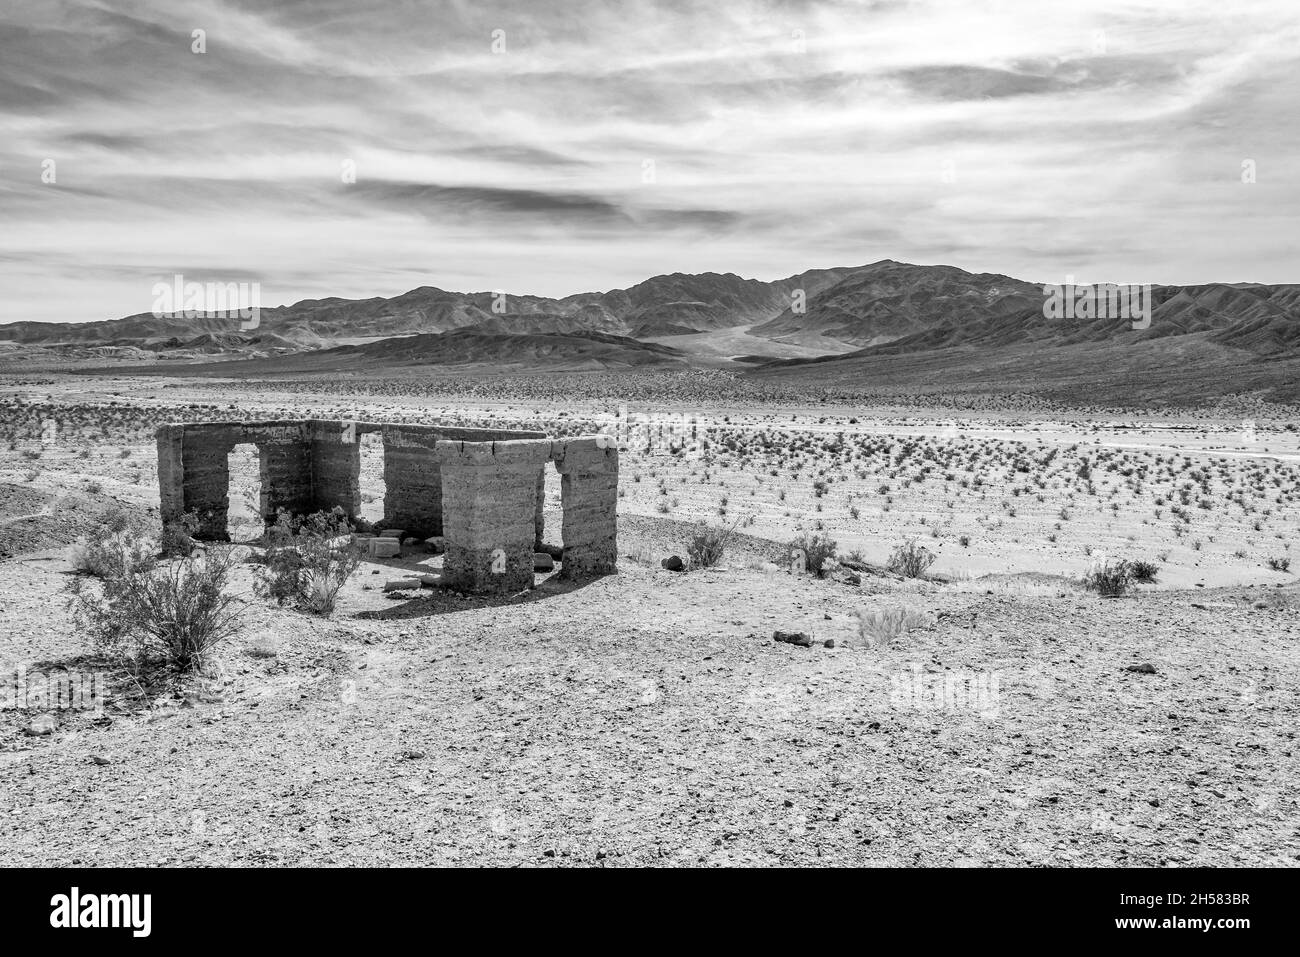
xmin=1081 ymin=559 xmax=1134 ymax=597
xmin=790 ymin=531 xmax=838 ymax=578
xmin=66 ymin=546 xmax=241 ymax=675
xmin=1129 ymin=559 xmax=1159 ymax=583
xmin=856 ymin=605 xmax=929 ymax=649
xmin=161 ymin=510 xmax=201 ymax=557
xmin=68 ymin=523 xmax=156 ymax=580
xmin=255 ymin=509 xmax=362 ymax=615
xmin=887 ymin=539 xmax=936 ymax=578
xmin=686 ymin=518 xmax=739 ymax=569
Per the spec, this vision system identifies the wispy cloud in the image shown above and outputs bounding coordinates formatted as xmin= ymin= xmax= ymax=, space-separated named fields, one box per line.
xmin=1 ymin=0 xmax=1297 ymax=322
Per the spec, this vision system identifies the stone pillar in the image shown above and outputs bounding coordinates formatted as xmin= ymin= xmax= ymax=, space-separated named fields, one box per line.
xmin=308 ymin=419 xmax=362 ymax=521
xmin=534 ymin=467 xmax=546 ymax=548
xmin=156 ymin=425 xmax=185 ymax=530
xmin=178 ymin=424 xmax=239 ymax=541
xmin=553 ymin=437 xmax=618 ymax=578
xmin=436 ymin=440 xmax=551 ymax=594
xmin=383 ymin=426 xmax=443 ymax=538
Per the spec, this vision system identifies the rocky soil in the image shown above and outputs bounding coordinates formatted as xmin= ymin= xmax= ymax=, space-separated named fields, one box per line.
xmin=1 ymin=509 xmax=1296 ymax=867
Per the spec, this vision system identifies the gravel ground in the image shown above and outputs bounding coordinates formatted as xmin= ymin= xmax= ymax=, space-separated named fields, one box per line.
xmin=1 ymin=512 xmax=1296 ymax=867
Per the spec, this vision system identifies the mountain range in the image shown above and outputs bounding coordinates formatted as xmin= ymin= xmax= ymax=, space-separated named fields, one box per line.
xmin=2 ymin=260 xmax=1296 ymax=403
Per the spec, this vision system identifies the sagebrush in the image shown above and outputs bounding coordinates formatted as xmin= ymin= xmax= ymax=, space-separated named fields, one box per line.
xmin=255 ymin=508 xmax=363 ymax=614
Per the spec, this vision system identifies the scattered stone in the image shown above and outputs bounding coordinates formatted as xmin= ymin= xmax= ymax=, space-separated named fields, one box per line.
xmin=824 ymin=638 xmax=836 ymax=649
xmin=25 ymin=713 xmax=57 ymax=736
xmin=774 ymin=630 xmax=814 ymax=647
xmin=91 ymin=755 xmax=112 ymax=766
xmin=379 ymin=528 xmax=405 ymax=539
xmin=534 ymin=552 xmax=555 ymax=572
xmin=401 ymin=749 xmax=426 ymax=760
xmin=1125 ymin=663 xmax=1158 ymax=674
xmin=418 ymin=574 xmax=440 ymax=587
xmin=368 ymin=538 xmax=401 ymax=559
xmin=661 ymin=555 xmax=684 ymax=571
xmin=384 ymin=578 xmax=422 ymax=592
xmin=402 ymin=537 xmax=420 ymax=546
xmin=425 ymin=536 xmax=446 ymax=554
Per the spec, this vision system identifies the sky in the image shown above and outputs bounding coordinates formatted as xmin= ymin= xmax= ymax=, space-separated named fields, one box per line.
xmin=1 ymin=0 xmax=1298 ymax=324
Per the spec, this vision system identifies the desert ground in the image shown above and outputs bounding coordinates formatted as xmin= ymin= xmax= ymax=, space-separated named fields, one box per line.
xmin=0 ymin=371 xmax=1297 ymax=866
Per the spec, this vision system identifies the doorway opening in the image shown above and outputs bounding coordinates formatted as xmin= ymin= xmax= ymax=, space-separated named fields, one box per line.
xmin=358 ymin=431 xmax=387 ymax=528
xmin=226 ymin=443 xmax=265 ymax=542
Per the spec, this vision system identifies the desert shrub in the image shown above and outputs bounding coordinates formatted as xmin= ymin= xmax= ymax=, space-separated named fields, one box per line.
xmin=1130 ymin=559 xmax=1159 ymax=583
xmin=686 ymin=519 xmax=738 ymax=570
xmin=255 ymin=509 xmax=362 ymax=615
xmin=68 ymin=524 xmax=156 ymax=580
xmin=1266 ymin=556 xmax=1291 ymax=572
xmin=161 ymin=510 xmax=202 ymax=557
xmin=856 ymin=605 xmax=929 ymax=649
xmin=790 ymin=531 xmax=838 ymax=578
xmin=887 ymin=539 xmax=935 ymax=578
xmin=1082 ymin=559 xmax=1134 ymax=597
xmin=66 ymin=547 xmax=240 ymax=675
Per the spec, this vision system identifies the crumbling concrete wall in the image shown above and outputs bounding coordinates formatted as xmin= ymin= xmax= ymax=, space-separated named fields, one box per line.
xmin=157 ymin=421 xmax=310 ymax=540
xmin=435 ymin=439 xmax=551 ymax=593
xmin=155 ymin=419 xmax=617 ymax=592
xmin=309 ymin=419 xmax=361 ymax=521
xmin=552 ymin=437 xmax=619 ymax=578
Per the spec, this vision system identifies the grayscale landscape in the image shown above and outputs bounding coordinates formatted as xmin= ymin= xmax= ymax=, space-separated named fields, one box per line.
xmin=0 ymin=0 xmax=1296 ymax=869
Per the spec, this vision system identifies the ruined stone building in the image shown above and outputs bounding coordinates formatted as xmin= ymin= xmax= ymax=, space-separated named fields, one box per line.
xmin=156 ymin=420 xmax=617 ymax=593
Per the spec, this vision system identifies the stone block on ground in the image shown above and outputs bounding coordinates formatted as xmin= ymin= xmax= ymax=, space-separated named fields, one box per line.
xmin=368 ymin=538 xmax=401 ymax=558
xmin=534 ymin=552 xmax=555 ymax=572
xmin=383 ymin=578 xmax=421 ymax=592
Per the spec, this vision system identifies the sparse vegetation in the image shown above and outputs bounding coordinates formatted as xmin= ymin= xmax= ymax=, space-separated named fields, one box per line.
xmin=855 ymin=605 xmax=929 ymax=649
xmin=1082 ymin=559 xmax=1135 ymax=597
xmin=66 ymin=540 xmax=241 ymax=675
xmin=790 ymin=531 xmax=838 ymax=578
xmin=887 ymin=539 xmax=935 ymax=578
xmin=255 ymin=509 xmax=363 ymax=615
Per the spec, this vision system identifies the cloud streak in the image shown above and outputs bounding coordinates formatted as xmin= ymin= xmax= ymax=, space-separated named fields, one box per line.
xmin=1 ymin=0 xmax=1297 ymax=322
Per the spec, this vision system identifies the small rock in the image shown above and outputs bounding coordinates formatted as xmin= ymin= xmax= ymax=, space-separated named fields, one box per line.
xmin=91 ymin=755 xmax=112 ymax=766
xmin=425 ymin=536 xmax=446 ymax=554
xmin=534 ymin=552 xmax=555 ymax=572
xmin=401 ymin=749 xmax=426 ymax=760
xmin=773 ymin=630 xmax=814 ymax=647
xmin=25 ymin=713 xmax=57 ymax=736
xmin=1125 ymin=663 xmax=1158 ymax=674
xmin=402 ymin=537 xmax=420 ymax=546
xmin=384 ymin=578 xmax=422 ymax=592
xmin=823 ymin=638 xmax=836 ymax=649
xmin=378 ymin=528 xmax=405 ymax=539
xmin=661 ymin=555 xmax=684 ymax=572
